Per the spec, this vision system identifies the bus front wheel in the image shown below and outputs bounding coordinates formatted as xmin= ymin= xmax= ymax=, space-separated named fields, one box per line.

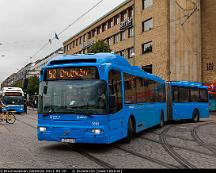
xmin=192 ymin=109 xmax=200 ymax=123
xmin=125 ymin=118 xmax=134 ymax=143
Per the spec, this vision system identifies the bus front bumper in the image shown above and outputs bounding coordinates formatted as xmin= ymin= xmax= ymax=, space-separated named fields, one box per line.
xmin=37 ymin=125 xmax=110 ymax=144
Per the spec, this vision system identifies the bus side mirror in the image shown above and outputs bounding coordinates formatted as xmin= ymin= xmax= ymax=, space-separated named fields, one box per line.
xmin=43 ymin=86 xmax=48 ymax=95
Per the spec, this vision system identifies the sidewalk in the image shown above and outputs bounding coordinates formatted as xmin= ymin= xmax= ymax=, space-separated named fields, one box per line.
xmin=210 ymin=111 xmax=216 ymax=116
xmin=27 ymin=106 xmax=38 ymax=112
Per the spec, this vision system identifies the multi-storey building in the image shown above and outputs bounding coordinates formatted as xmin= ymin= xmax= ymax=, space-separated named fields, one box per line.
xmin=0 ymin=73 xmax=17 ymax=88
xmin=28 ymin=47 xmax=64 ymax=78
xmin=62 ymin=0 xmax=215 ymax=83
xmin=201 ymin=0 xmax=216 ymax=84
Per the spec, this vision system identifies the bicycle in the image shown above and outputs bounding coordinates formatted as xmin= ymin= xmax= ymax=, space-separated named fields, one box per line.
xmin=0 ymin=107 xmax=16 ymax=124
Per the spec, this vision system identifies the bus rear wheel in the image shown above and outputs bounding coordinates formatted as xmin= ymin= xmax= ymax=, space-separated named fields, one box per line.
xmin=125 ymin=118 xmax=134 ymax=143
xmin=192 ymin=109 xmax=200 ymax=123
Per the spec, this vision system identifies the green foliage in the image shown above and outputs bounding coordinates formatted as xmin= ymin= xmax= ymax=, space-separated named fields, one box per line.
xmin=26 ymin=76 xmax=39 ymax=96
xmin=88 ymin=40 xmax=112 ymax=53
xmin=13 ymin=80 xmax=23 ymax=88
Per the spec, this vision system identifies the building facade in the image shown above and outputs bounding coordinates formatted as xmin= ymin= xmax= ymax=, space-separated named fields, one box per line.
xmin=201 ymin=0 xmax=216 ymax=84
xmin=0 ymin=73 xmax=17 ymax=88
xmin=28 ymin=47 xmax=64 ymax=78
xmin=63 ymin=0 xmax=216 ymax=83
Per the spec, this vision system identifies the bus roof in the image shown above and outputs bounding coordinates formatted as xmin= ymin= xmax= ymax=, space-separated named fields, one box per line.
xmin=45 ymin=53 xmax=165 ymax=83
xmin=47 ymin=53 xmax=131 ymax=67
xmin=169 ymin=81 xmax=207 ymax=89
xmin=2 ymin=87 xmax=24 ymax=93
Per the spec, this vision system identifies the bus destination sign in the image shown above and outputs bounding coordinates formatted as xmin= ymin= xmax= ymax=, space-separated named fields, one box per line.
xmin=46 ymin=67 xmax=99 ymax=80
xmin=5 ymin=92 xmax=22 ymax=96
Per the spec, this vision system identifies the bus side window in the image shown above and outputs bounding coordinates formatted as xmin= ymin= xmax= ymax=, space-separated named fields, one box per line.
xmin=109 ymin=70 xmax=122 ymax=114
xmin=179 ymin=87 xmax=190 ymax=103
xmin=124 ymin=73 xmax=137 ymax=104
xmin=173 ymin=86 xmax=179 ymax=102
xmin=190 ymin=88 xmax=199 ymax=102
xmin=199 ymin=89 xmax=208 ymax=103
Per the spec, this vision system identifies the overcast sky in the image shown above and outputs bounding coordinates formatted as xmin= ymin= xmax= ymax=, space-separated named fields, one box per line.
xmin=0 ymin=0 xmax=126 ymax=83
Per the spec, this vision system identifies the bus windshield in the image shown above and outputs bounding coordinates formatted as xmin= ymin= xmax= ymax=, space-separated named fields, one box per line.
xmin=209 ymin=93 xmax=216 ymax=99
xmin=3 ymin=96 xmax=24 ymax=105
xmin=38 ymin=80 xmax=108 ymax=115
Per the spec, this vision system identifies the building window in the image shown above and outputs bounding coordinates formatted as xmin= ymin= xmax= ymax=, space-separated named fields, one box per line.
xmin=83 ymin=35 xmax=86 ymax=42
xmin=108 ymin=19 xmax=112 ymax=29
xmin=114 ymin=15 xmax=120 ymax=25
xmin=128 ymin=27 xmax=134 ymax=38
xmin=142 ymin=0 xmax=153 ymax=9
xmin=120 ymin=31 xmax=126 ymax=41
xmin=121 ymin=11 xmax=127 ymax=22
xmin=128 ymin=47 xmax=135 ymax=59
xmin=142 ymin=18 xmax=153 ymax=32
xmin=76 ymin=39 xmax=78 ymax=46
xmin=91 ymin=29 xmax=95 ymax=37
xmin=97 ymin=26 xmax=101 ymax=35
xmin=113 ymin=34 xmax=119 ymax=44
xmin=79 ymin=37 xmax=82 ymax=45
xmin=64 ymin=46 xmax=67 ymax=53
xmin=102 ymin=22 xmax=108 ymax=32
xmin=207 ymin=63 xmax=214 ymax=71
xmin=142 ymin=65 xmax=152 ymax=74
xmin=107 ymin=37 xmax=112 ymax=46
xmin=88 ymin=32 xmax=91 ymax=39
xmin=142 ymin=41 xmax=153 ymax=54
xmin=73 ymin=41 xmax=75 ymax=48
xmin=128 ymin=7 xmax=134 ymax=18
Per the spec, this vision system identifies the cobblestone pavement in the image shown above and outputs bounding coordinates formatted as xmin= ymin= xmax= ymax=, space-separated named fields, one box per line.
xmin=0 ymin=108 xmax=216 ymax=169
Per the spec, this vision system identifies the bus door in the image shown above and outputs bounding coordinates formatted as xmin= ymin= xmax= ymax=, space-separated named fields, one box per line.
xmin=108 ymin=69 xmax=125 ymax=142
xmin=166 ymin=82 xmax=173 ymax=121
xmin=172 ymin=86 xmax=190 ymax=120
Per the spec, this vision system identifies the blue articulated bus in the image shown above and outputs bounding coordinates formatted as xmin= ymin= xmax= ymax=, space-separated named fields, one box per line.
xmin=208 ymin=93 xmax=216 ymax=112
xmin=37 ymin=53 xmax=167 ymax=144
xmin=2 ymin=87 xmax=25 ymax=114
xmin=166 ymin=81 xmax=209 ymax=122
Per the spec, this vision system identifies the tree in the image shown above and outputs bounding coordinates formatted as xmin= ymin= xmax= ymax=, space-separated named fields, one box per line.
xmin=88 ymin=40 xmax=112 ymax=53
xmin=26 ymin=76 xmax=39 ymax=96
xmin=13 ymin=80 xmax=23 ymax=88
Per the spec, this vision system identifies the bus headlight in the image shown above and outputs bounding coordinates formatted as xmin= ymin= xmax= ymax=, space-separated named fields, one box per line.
xmin=39 ymin=127 xmax=47 ymax=132
xmin=92 ymin=129 xmax=103 ymax=135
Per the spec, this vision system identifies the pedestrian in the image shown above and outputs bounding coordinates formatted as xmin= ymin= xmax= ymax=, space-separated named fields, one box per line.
xmin=0 ymin=98 xmax=6 ymax=113
xmin=24 ymin=98 xmax=27 ymax=114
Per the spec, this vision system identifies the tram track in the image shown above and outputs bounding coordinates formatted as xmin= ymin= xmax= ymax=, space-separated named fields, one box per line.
xmin=139 ymin=136 xmax=215 ymax=157
xmin=191 ymin=122 xmax=216 ymax=156
xmin=17 ymin=118 xmax=114 ymax=168
xmin=149 ymin=126 xmax=198 ymax=143
xmin=19 ymin=117 xmax=179 ymax=168
xmin=113 ymin=145 xmax=180 ymax=169
xmin=159 ymin=126 xmax=197 ymax=169
xmin=18 ymin=115 xmax=216 ymax=168
xmin=64 ymin=144 xmax=115 ymax=169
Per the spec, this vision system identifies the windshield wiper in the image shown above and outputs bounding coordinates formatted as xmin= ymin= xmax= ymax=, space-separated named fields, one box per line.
xmin=65 ymin=107 xmax=93 ymax=118
xmin=43 ymin=110 xmax=56 ymax=117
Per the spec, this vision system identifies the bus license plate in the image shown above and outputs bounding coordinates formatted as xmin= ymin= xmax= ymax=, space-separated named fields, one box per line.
xmin=61 ymin=138 xmax=75 ymax=143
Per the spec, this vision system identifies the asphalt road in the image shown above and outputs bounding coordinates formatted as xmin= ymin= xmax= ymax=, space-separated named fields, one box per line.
xmin=0 ymin=108 xmax=216 ymax=169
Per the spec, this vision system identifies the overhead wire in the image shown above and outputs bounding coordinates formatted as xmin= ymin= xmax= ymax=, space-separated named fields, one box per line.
xmin=29 ymin=0 xmax=105 ymax=61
